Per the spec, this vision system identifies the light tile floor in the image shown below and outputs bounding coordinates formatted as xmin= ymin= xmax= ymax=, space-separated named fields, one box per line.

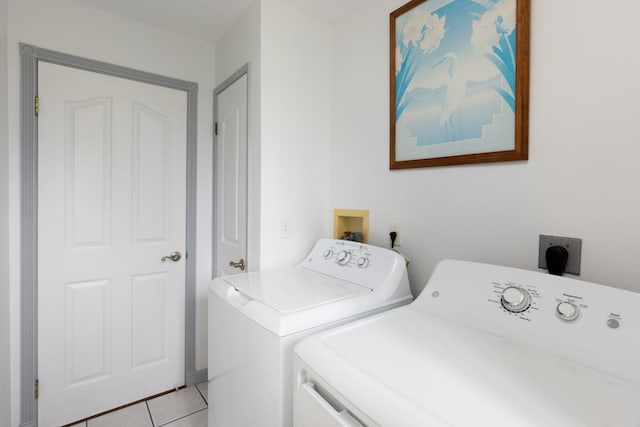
xmin=69 ymin=383 xmax=208 ymax=427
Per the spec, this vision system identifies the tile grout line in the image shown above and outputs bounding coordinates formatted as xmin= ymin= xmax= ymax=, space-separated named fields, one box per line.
xmin=195 ymin=383 xmax=208 ymax=405
xmin=146 ymin=400 xmax=156 ymax=427
xmin=149 ymin=386 xmax=207 ymax=427
xmin=80 ymin=386 xmax=206 ymax=426
xmin=157 ymin=408 xmax=208 ymax=427
xmin=76 ymin=388 xmax=181 ymax=426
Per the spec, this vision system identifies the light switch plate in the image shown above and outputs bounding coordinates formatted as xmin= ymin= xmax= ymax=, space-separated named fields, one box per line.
xmin=538 ymin=235 xmax=582 ymax=275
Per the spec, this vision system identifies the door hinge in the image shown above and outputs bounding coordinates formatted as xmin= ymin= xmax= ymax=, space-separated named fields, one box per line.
xmin=34 ymin=95 xmax=40 ymax=117
xmin=214 ymin=122 xmax=218 ymax=135
xmin=34 ymin=379 xmax=39 ymax=399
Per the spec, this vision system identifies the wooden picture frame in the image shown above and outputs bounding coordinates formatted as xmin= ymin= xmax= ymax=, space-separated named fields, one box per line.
xmin=390 ymin=0 xmax=530 ymax=169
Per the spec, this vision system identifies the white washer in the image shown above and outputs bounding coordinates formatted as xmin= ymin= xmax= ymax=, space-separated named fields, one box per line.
xmin=208 ymin=239 xmax=412 ymax=427
xmin=294 ymin=260 xmax=640 ymax=427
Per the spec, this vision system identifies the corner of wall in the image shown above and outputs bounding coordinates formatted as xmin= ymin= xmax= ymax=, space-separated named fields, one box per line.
xmin=258 ymin=0 xmax=332 ymax=268
xmin=214 ymin=0 xmax=262 ymax=271
xmin=0 ymin=0 xmax=11 ymax=423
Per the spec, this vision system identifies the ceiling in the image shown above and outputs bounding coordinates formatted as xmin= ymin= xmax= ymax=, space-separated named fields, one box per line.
xmin=70 ymin=0 xmax=368 ymax=44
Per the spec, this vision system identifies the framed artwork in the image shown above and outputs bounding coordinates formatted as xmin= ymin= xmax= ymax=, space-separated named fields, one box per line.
xmin=390 ymin=0 xmax=530 ymax=169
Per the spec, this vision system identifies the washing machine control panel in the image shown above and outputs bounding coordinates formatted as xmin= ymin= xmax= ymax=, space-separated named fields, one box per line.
xmin=419 ymin=260 xmax=640 ymax=386
xmin=313 ymin=241 xmax=377 ymax=270
xmin=487 ymin=281 xmax=597 ymax=325
xmin=301 ymin=239 xmax=410 ymax=298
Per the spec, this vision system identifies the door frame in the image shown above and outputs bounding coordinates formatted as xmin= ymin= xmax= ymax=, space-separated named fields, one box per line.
xmin=212 ymin=64 xmax=249 ymax=278
xmin=19 ymin=43 xmax=199 ymax=427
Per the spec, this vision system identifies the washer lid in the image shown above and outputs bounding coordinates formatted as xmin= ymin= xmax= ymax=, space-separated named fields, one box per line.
xmin=222 ymin=267 xmax=371 ymax=313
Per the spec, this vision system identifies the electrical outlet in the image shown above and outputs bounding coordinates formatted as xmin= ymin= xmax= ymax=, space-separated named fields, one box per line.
xmin=389 ymin=222 xmax=402 ymax=247
xmin=538 ymin=235 xmax=582 ymax=275
xmin=281 ymin=219 xmax=292 ymax=239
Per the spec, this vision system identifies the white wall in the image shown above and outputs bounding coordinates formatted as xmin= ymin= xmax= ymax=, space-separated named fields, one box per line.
xmin=330 ymin=0 xmax=640 ymax=296
xmin=0 ymin=0 xmax=11 ymax=423
xmin=6 ymin=0 xmax=215 ymax=422
xmin=259 ymin=0 xmax=332 ymax=267
xmin=215 ymin=0 xmax=332 ymax=271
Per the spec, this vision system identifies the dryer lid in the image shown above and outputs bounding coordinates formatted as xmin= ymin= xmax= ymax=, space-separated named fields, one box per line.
xmin=222 ymin=267 xmax=371 ymax=313
xmin=295 ymin=307 xmax=640 ymax=427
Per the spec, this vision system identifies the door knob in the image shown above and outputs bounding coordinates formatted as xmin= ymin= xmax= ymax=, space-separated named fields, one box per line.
xmin=161 ymin=251 xmax=182 ymax=262
xmin=229 ymin=259 xmax=246 ymax=271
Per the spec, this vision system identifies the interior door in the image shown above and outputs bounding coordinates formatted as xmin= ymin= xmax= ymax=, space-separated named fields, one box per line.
xmin=37 ymin=62 xmax=187 ymax=426
xmin=215 ymin=73 xmax=248 ymax=277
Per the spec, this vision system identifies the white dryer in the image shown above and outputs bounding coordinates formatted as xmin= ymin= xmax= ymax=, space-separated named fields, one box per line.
xmin=208 ymin=239 xmax=412 ymax=427
xmin=294 ymin=260 xmax=640 ymax=427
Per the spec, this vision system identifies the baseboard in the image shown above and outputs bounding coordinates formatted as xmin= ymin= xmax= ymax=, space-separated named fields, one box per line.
xmin=194 ymin=368 xmax=208 ymax=385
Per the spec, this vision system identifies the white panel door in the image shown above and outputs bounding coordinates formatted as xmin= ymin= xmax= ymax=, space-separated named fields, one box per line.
xmin=37 ymin=62 xmax=187 ymax=427
xmin=216 ymin=74 xmax=248 ymax=276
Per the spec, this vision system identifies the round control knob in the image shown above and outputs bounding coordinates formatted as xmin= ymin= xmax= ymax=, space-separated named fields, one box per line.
xmin=556 ymin=301 xmax=579 ymax=321
xmin=322 ymin=249 xmax=334 ymax=259
xmin=357 ymin=257 xmax=369 ymax=268
xmin=500 ymin=286 xmax=531 ymax=313
xmin=337 ymin=251 xmax=351 ymax=265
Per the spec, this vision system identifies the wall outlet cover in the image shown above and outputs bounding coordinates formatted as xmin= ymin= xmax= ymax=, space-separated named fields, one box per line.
xmin=538 ymin=235 xmax=582 ymax=275
xmin=389 ymin=222 xmax=402 ymax=246
xmin=281 ymin=218 xmax=292 ymax=239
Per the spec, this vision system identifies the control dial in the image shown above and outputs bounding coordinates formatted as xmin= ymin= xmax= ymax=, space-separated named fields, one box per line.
xmin=322 ymin=249 xmax=334 ymax=259
xmin=500 ymin=286 xmax=531 ymax=313
xmin=556 ymin=301 xmax=579 ymax=321
xmin=357 ymin=257 xmax=369 ymax=268
xmin=337 ymin=251 xmax=352 ymax=265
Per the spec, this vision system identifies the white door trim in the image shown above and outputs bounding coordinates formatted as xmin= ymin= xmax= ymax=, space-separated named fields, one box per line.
xmin=212 ymin=64 xmax=249 ymax=277
xmin=19 ymin=43 xmax=199 ymax=427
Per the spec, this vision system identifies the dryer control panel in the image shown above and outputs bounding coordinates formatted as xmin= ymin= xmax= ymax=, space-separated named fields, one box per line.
xmin=300 ymin=239 xmax=411 ymax=302
xmin=418 ymin=260 xmax=640 ymax=386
